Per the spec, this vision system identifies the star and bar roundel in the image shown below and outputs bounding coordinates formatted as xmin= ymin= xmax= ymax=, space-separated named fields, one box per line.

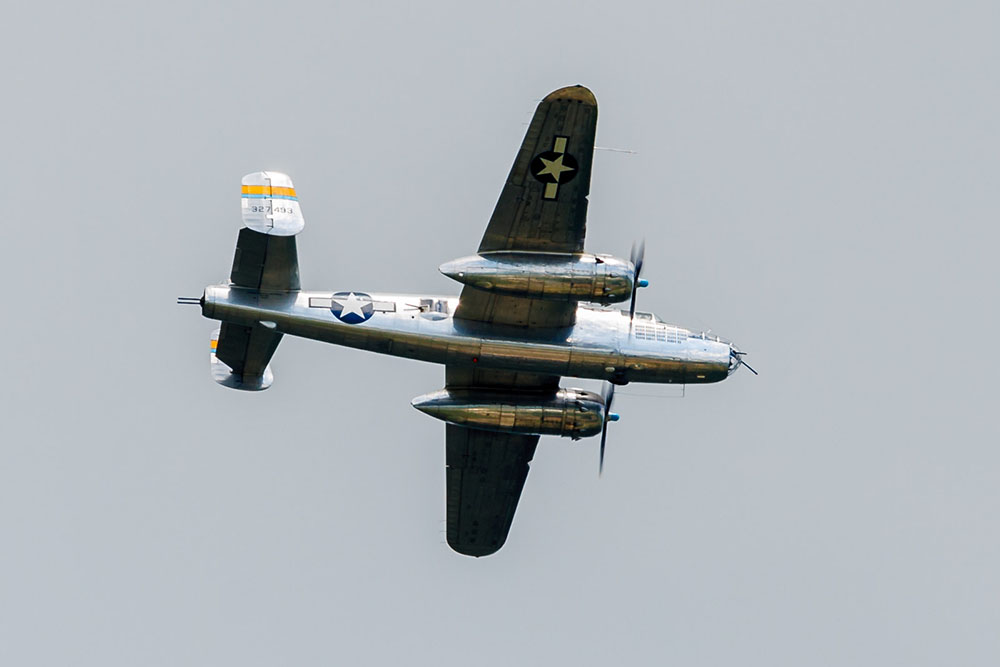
xmin=331 ymin=292 xmax=374 ymax=324
xmin=530 ymin=135 xmax=578 ymax=200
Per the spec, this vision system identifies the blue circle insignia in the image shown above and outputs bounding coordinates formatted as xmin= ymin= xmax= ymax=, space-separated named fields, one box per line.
xmin=331 ymin=291 xmax=374 ymax=324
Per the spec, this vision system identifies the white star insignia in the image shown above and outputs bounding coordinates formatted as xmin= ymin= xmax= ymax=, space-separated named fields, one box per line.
xmin=336 ymin=292 xmax=368 ymax=319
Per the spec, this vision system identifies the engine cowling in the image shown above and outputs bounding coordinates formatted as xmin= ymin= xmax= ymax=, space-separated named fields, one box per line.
xmin=439 ymin=252 xmax=634 ymax=304
xmin=411 ymin=387 xmax=605 ymax=439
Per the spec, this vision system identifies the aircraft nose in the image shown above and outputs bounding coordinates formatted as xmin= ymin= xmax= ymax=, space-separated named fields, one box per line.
xmin=728 ymin=344 xmax=758 ymax=376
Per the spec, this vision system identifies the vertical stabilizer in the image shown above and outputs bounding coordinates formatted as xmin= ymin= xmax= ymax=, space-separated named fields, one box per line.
xmin=231 ymin=171 xmax=305 ymax=292
xmin=209 ymin=326 xmax=278 ymax=391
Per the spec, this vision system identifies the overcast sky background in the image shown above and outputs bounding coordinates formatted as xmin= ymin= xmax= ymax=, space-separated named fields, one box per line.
xmin=2 ymin=1 xmax=998 ymax=665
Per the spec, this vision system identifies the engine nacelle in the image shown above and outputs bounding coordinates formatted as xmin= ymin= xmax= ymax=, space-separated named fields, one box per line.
xmin=439 ymin=252 xmax=634 ymax=304
xmin=411 ymin=387 xmax=605 ymax=439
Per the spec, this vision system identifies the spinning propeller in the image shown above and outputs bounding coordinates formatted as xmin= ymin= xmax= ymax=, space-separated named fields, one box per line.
xmin=599 ymin=382 xmax=621 ymax=475
xmin=603 ymin=241 xmax=648 ymax=472
xmin=628 ymin=240 xmax=649 ymax=328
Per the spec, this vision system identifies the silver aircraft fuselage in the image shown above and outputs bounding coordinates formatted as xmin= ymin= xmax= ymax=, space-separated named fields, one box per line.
xmin=201 ymin=285 xmax=737 ymax=385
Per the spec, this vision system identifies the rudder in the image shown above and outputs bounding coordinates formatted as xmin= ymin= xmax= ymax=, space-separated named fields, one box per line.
xmin=231 ymin=171 xmax=305 ymax=292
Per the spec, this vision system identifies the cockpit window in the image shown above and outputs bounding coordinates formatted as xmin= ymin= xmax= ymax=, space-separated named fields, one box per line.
xmin=632 ymin=323 xmax=689 ymax=343
xmin=621 ymin=311 xmax=667 ymax=325
xmin=691 ymin=331 xmax=731 ymax=345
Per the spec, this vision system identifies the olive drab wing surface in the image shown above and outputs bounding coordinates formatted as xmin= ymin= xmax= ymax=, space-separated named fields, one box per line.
xmin=455 ymin=85 xmax=598 ymax=330
xmin=478 ymin=85 xmax=596 ymax=254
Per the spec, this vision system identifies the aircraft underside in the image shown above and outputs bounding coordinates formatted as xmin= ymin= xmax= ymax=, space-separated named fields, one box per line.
xmin=200 ymin=285 xmax=733 ymax=387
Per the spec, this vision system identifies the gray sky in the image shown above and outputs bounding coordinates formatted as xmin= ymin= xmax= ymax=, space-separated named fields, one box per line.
xmin=3 ymin=1 xmax=999 ymax=665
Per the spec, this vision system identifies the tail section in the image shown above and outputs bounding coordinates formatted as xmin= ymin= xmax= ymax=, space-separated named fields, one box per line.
xmin=210 ymin=326 xmax=278 ymax=391
xmin=231 ymin=171 xmax=305 ymax=292
xmin=209 ymin=171 xmax=305 ymax=390
xmin=240 ymin=170 xmax=304 ymax=237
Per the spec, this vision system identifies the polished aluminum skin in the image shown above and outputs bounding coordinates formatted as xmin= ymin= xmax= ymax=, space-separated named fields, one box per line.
xmin=240 ymin=171 xmax=304 ymax=236
xmin=200 ymin=285 xmax=737 ymax=390
xmin=411 ymin=388 xmax=606 ymax=439
xmin=439 ymin=252 xmax=634 ymax=304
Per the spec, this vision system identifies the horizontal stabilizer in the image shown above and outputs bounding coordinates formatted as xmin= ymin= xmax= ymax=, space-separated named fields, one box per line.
xmin=209 ymin=325 xmax=280 ymax=391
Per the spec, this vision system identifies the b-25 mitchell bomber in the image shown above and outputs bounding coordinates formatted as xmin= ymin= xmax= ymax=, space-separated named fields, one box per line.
xmin=179 ymin=85 xmax=754 ymax=557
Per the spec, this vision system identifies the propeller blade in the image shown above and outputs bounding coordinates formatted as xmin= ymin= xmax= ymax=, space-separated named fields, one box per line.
xmin=599 ymin=425 xmax=608 ymax=475
xmin=599 ymin=383 xmax=616 ymax=476
xmin=630 ymin=239 xmax=645 ymax=276
xmin=628 ymin=240 xmax=646 ymax=327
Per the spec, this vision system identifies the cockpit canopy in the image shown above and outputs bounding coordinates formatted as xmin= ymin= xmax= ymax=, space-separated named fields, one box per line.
xmin=624 ymin=310 xmax=663 ymax=323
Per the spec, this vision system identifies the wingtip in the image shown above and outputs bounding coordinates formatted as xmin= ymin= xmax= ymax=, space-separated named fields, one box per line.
xmin=448 ymin=534 xmax=506 ymax=558
xmin=543 ymin=84 xmax=596 ymax=106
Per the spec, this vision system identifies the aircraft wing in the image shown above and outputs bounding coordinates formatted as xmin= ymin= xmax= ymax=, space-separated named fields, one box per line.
xmin=454 ymin=85 xmax=598 ymax=329
xmin=444 ymin=87 xmax=597 ymax=553
xmin=445 ymin=426 xmax=538 ymax=557
xmin=443 ymin=366 xmax=557 ymax=556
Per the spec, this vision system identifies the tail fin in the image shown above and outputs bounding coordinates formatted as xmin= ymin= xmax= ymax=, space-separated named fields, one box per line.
xmin=210 ymin=326 xmax=278 ymax=391
xmin=211 ymin=171 xmax=304 ymax=390
xmin=231 ymin=171 xmax=305 ymax=292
